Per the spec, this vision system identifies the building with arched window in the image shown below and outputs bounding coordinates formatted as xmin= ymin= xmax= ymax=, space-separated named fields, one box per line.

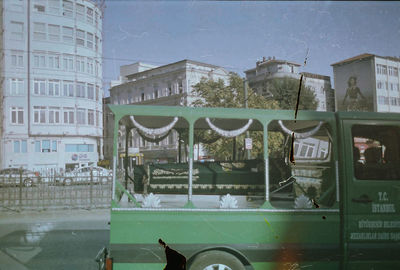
xmin=0 ymin=0 xmax=104 ymax=171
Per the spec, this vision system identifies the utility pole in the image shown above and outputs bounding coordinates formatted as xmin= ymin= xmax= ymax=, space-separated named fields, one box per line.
xmin=244 ymin=80 xmax=251 ymax=160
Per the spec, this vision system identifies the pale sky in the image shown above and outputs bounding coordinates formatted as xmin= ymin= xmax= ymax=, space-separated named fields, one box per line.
xmin=102 ymin=1 xmax=400 ymax=95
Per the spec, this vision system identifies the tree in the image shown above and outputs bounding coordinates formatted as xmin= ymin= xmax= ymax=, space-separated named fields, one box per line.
xmin=262 ymin=77 xmax=318 ymax=110
xmin=190 ymin=73 xmax=318 ymax=160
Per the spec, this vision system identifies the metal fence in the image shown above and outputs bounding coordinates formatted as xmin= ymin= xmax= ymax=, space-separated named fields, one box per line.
xmin=0 ymin=170 xmax=112 ymax=211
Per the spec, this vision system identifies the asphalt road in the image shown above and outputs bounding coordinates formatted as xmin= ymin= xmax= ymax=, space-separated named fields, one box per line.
xmin=0 ymin=209 xmax=110 ymax=270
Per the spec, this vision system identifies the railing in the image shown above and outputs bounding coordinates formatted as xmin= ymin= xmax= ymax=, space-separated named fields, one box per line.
xmin=0 ymin=170 xmax=112 ymax=211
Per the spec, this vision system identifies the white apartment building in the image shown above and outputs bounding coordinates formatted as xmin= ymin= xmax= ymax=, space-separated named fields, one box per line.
xmin=332 ymin=53 xmax=400 ymax=113
xmin=108 ymin=60 xmax=230 ymax=164
xmin=245 ymin=57 xmax=335 ymax=112
xmin=0 ymin=0 xmax=104 ymax=171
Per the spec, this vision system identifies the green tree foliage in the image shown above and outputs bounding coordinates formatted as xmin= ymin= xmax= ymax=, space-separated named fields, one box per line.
xmin=189 ymin=73 xmax=318 ymax=160
xmin=264 ymin=77 xmax=318 ymax=110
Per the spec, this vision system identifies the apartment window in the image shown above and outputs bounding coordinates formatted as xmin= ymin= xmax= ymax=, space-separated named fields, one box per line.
xmin=87 ymin=84 xmax=94 ymax=99
xmin=63 ymin=107 xmax=74 ymax=124
xmin=10 ymin=21 xmax=24 ymax=40
xmin=63 ymin=81 xmax=74 ymax=97
xmin=49 ymin=107 xmax=60 ymax=123
xmin=96 ymin=111 xmax=100 ymax=127
xmin=33 ymin=22 xmax=46 ymax=40
xmin=48 ymin=24 xmax=60 ymax=41
xmin=77 ymin=109 xmax=86 ymax=124
xmin=52 ymin=141 xmax=57 ymax=152
xmin=76 ymin=29 xmax=85 ymax=46
xmin=48 ymin=80 xmax=60 ymax=96
xmin=377 ymin=81 xmax=384 ymax=89
xmin=48 ymin=54 xmax=60 ymax=69
xmin=167 ymin=82 xmax=172 ymax=96
xmin=42 ymin=140 xmax=51 ymax=152
xmin=33 ymin=106 xmax=46 ymax=123
xmin=76 ymin=3 xmax=85 ymax=21
xmin=87 ymin=32 xmax=93 ymax=49
xmin=378 ymin=96 xmax=389 ymax=105
xmin=76 ymin=56 xmax=85 ymax=72
xmin=14 ymin=140 xmax=27 ymax=153
xmin=62 ymin=26 xmax=73 ymax=43
xmin=33 ymin=52 xmax=46 ymax=68
xmin=14 ymin=141 xmax=20 ymax=153
xmin=66 ymin=144 xmax=94 ymax=152
xmin=35 ymin=141 xmax=41 ymax=152
xmin=388 ymin=66 xmax=399 ymax=77
xmin=48 ymin=0 xmax=60 ymax=14
xmin=87 ymin=7 xmax=94 ymax=24
xmin=96 ymin=86 xmax=100 ymax=101
xmin=11 ymin=51 xmax=24 ymax=67
xmin=33 ymin=0 xmax=46 ymax=12
xmin=10 ymin=78 xmax=24 ymax=95
xmin=154 ymin=90 xmax=158 ymax=99
xmin=76 ymin=82 xmax=86 ymax=98
xmin=95 ymin=35 xmax=99 ymax=52
xmin=62 ymin=54 xmax=73 ymax=71
xmin=11 ymin=107 xmax=24 ymax=124
xmin=178 ymin=80 xmax=184 ymax=94
xmin=10 ymin=1 xmax=24 ymax=12
xmin=87 ymin=58 xmax=94 ymax=74
xmin=390 ymin=97 xmax=398 ymax=106
xmin=34 ymin=79 xmax=46 ymax=95
xmin=95 ymin=60 xmax=99 ymax=76
xmin=88 ymin=110 xmax=94 ymax=125
xmin=95 ymin=11 xmax=99 ymax=26
xmin=377 ymin=64 xmax=388 ymax=75
xmin=141 ymin=93 xmax=145 ymax=101
xmin=62 ymin=0 xmax=73 ymax=17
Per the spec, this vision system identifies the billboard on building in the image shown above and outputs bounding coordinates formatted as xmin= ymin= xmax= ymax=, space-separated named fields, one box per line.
xmin=333 ymin=57 xmax=375 ymax=112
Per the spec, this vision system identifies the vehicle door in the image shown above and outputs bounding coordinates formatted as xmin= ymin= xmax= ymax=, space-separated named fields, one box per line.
xmin=342 ymin=120 xmax=400 ymax=269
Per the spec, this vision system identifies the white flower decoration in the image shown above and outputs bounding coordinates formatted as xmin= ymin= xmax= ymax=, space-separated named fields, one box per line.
xmin=141 ymin=193 xmax=161 ymax=208
xmin=220 ymin=194 xmax=238 ymax=209
xmin=294 ymin=194 xmax=312 ymax=209
xmin=206 ymin=118 xmax=253 ymax=138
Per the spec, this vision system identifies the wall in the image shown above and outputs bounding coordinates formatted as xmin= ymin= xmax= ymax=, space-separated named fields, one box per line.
xmin=333 ymin=58 xmax=375 ymax=112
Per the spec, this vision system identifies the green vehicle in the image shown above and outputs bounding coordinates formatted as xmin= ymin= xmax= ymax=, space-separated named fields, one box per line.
xmin=100 ymin=105 xmax=400 ymax=270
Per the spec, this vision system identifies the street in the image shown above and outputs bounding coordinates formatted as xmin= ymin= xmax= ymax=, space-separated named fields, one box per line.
xmin=0 ymin=209 xmax=110 ymax=270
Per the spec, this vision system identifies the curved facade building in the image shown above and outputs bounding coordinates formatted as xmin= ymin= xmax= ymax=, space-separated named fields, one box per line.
xmin=0 ymin=0 xmax=104 ymax=171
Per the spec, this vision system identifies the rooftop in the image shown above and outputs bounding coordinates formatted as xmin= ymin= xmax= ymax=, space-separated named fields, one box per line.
xmin=125 ymin=59 xmax=224 ymax=80
xmin=245 ymin=58 xmax=301 ymax=73
xmin=331 ymin=53 xmax=400 ymax=66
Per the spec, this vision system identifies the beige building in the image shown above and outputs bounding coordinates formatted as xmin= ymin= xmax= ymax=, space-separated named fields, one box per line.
xmin=107 ymin=59 xmax=230 ymax=164
xmin=245 ymin=57 xmax=335 ymax=112
xmin=332 ymin=53 xmax=400 ymax=112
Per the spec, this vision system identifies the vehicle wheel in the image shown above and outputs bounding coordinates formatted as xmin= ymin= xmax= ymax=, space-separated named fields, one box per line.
xmin=189 ymin=251 xmax=245 ymax=270
xmin=23 ymin=178 xmax=33 ymax=187
xmin=64 ymin=178 xmax=73 ymax=186
xmin=100 ymin=177 xmax=108 ymax=184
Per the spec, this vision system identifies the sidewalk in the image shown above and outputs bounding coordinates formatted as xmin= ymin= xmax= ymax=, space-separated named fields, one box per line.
xmin=0 ymin=208 xmax=110 ymax=225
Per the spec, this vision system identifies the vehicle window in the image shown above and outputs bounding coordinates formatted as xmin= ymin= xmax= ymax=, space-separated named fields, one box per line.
xmin=268 ymin=120 xmax=336 ymax=209
xmin=352 ymin=125 xmax=400 ymax=180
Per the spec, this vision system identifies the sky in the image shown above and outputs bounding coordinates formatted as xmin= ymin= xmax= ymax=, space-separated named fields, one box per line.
xmin=102 ymin=1 xmax=400 ymax=95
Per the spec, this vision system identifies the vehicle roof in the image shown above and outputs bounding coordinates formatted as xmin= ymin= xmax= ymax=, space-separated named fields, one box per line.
xmin=108 ymin=105 xmax=400 ymax=131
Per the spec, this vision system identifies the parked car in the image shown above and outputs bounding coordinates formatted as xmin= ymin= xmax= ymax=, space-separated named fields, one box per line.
xmin=0 ymin=168 xmax=41 ymax=187
xmin=63 ymin=166 xmax=112 ymax=185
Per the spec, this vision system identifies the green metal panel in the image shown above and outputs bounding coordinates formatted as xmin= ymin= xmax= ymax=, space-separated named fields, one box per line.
xmin=107 ymin=105 xmax=400 ymax=269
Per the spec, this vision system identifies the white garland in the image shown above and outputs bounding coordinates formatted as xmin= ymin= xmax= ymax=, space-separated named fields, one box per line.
xmin=130 ymin=116 xmax=178 ymax=136
xmin=219 ymin=194 xmax=238 ymax=209
xmin=278 ymin=120 xmax=323 ymax=139
xmin=294 ymin=194 xmax=312 ymax=209
xmin=141 ymin=193 xmax=161 ymax=208
xmin=205 ymin=118 xmax=253 ymax=138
